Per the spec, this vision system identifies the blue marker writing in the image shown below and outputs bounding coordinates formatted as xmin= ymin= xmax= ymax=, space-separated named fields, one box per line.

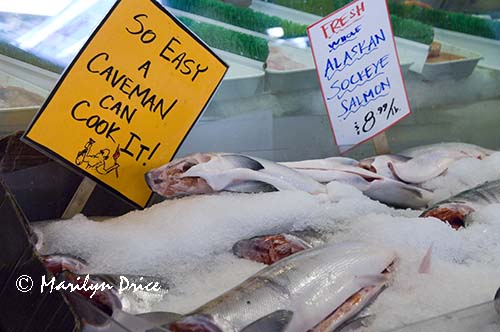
xmin=338 ymin=76 xmax=391 ymax=119
xmin=324 ymin=28 xmax=386 ymax=81
xmin=327 ymin=54 xmax=389 ymax=100
xmin=328 ymin=25 xmax=362 ymax=52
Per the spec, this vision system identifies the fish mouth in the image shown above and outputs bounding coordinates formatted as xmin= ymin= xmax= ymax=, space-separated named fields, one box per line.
xmin=41 ymin=254 xmax=87 ymax=275
xmin=232 ymin=234 xmax=312 ymax=265
xmin=420 ymin=204 xmax=475 ymax=229
xmin=145 ymin=155 xmax=214 ymax=198
xmin=145 ymin=172 xmax=162 ymax=188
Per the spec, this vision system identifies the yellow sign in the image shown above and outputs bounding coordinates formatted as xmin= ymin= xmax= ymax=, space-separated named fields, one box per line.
xmin=23 ymin=0 xmax=228 ymax=208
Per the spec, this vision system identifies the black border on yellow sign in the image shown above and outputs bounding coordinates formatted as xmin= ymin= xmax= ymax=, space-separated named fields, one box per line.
xmin=21 ymin=0 xmax=228 ymax=209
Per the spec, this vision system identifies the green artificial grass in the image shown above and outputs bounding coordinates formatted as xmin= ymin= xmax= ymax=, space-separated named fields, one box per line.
xmin=179 ymin=17 xmax=269 ymax=62
xmin=271 ymin=0 xmax=340 ymax=17
xmin=388 ymin=1 xmax=496 ymax=40
xmin=390 ymin=15 xmax=434 ymax=45
xmin=164 ymin=0 xmax=308 ymax=38
xmin=0 ymin=40 xmax=63 ymax=73
xmin=270 ymin=0 xmax=434 ymax=44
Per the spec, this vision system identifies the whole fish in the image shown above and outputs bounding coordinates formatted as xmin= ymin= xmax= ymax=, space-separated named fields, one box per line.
xmin=388 ymin=150 xmax=477 ymax=184
xmin=391 ymin=143 xmax=496 ymax=184
xmin=399 ymin=143 xmax=495 ymax=159
xmin=146 ymin=153 xmax=325 ymax=198
xmin=421 ymin=179 xmax=500 ymax=229
xmin=283 ymin=158 xmax=432 ymax=209
xmin=362 ymin=178 xmax=433 ymax=209
xmin=166 ymin=242 xmax=397 ymax=332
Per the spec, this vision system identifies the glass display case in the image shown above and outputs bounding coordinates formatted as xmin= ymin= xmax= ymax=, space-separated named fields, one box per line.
xmin=1 ymin=1 xmax=500 ymax=331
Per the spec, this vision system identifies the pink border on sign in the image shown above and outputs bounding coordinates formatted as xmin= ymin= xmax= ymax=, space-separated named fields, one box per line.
xmin=307 ymin=0 xmax=413 ymax=155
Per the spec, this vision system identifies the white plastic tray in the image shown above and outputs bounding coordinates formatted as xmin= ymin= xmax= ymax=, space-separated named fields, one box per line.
xmin=265 ymin=43 xmax=317 ymax=92
xmin=0 ymin=68 xmax=49 ymax=136
xmin=421 ymin=41 xmax=482 ymax=81
xmin=213 ymin=49 xmax=265 ymax=101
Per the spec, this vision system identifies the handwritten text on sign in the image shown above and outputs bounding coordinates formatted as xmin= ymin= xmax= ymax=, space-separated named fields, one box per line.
xmin=23 ymin=0 xmax=228 ymax=207
xmin=308 ymin=0 xmax=411 ymax=153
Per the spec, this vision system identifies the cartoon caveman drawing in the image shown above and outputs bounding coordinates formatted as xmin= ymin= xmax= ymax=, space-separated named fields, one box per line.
xmin=75 ymin=138 xmax=120 ymax=177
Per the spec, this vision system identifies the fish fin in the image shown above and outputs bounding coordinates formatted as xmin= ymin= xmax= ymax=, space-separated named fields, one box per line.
xmin=388 ymin=158 xmax=451 ymax=184
xmin=355 ymin=274 xmax=389 ymax=288
xmin=240 ymin=310 xmax=293 ymax=332
xmin=401 ymin=186 xmax=424 ymax=198
xmin=337 ymin=314 xmax=376 ymax=332
xmin=387 ymin=161 xmax=403 ymax=181
xmin=495 ymin=286 xmax=500 ymax=301
xmin=109 ymin=309 xmax=172 ymax=331
xmin=224 ymin=154 xmax=264 ymax=170
xmin=495 ymin=287 xmax=500 ymax=315
xmin=418 ymin=243 xmax=433 ymax=274
xmin=283 ymin=234 xmax=313 ymax=249
xmin=364 ymin=179 xmax=433 ymax=209
xmin=399 ymin=184 xmax=427 ymax=199
xmin=225 ymin=181 xmax=277 ymax=193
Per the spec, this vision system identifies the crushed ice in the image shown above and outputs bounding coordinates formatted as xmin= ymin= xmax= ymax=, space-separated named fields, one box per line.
xmin=34 ymin=153 xmax=500 ymax=331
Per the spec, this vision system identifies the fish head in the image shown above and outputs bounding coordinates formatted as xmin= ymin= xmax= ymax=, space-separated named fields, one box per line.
xmin=41 ymin=254 xmax=87 ymax=275
xmin=232 ymin=234 xmax=312 ymax=265
xmin=420 ymin=203 xmax=475 ymax=229
xmin=145 ymin=153 xmax=215 ymax=198
xmin=58 ymin=271 xmax=122 ymax=322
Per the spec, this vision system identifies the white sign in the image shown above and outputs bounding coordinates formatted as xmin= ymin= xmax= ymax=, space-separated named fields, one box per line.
xmin=307 ymin=0 xmax=411 ymax=153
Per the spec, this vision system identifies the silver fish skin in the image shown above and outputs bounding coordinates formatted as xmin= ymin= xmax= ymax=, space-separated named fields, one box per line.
xmin=393 ymin=143 xmax=495 ymax=183
xmin=171 ymin=242 xmax=397 ymax=332
xmin=145 ymin=153 xmax=325 ymax=198
xmin=399 ymin=143 xmax=495 ymax=159
xmin=421 ymin=179 xmax=500 ymax=229
xmin=388 ymin=150 xmax=478 ymax=184
xmin=363 ymin=178 xmax=433 ymax=209
xmin=286 ymin=165 xmax=432 ymax=209
xmin=280 ymin=157 xmax=359 ymax=170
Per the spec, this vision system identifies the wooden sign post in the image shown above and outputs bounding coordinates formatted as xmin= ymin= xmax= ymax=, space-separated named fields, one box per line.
xmin=373 ymin=132 xmax=391 ymax=155
xmin=22 ymin=0 xmax=228 ymax=212
xmin=307 ymin=0 xmax=411 ymax=154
